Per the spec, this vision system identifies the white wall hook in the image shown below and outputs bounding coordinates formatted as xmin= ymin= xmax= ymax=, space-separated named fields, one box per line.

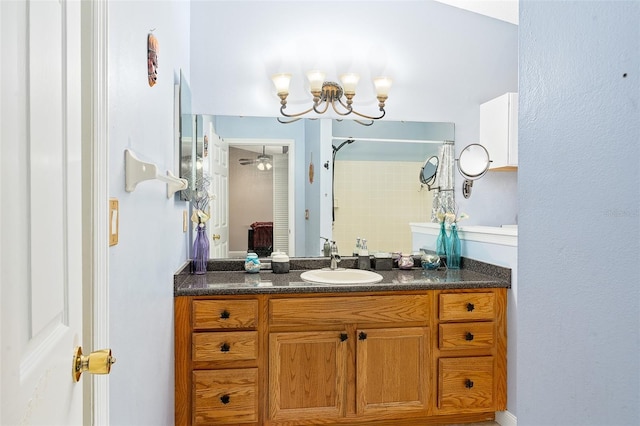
xmin=124 ymin=149 xmax=188 ymax=198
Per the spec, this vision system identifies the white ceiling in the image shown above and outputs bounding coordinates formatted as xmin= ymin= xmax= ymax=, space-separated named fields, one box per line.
xmin=435 ymin=0 xmax=518 ymax=25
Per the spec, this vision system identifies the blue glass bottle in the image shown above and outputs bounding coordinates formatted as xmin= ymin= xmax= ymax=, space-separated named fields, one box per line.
xmin=447 ymin=223 xmax=461 ymax=269
xmin=436 ymin=221 xmax=448 ymax=257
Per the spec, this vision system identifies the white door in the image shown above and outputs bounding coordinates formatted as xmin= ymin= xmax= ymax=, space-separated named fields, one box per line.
xmin=1 ymin=0 xmax=86 ymax=424
xmin=209 ymin=126 xmax=230 ymax=258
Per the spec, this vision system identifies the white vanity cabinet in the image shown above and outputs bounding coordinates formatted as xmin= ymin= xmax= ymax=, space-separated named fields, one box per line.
xmin=480 ymin=92 xmax=518 ymax=170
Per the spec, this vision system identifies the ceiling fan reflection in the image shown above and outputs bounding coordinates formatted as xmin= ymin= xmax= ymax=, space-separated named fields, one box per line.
xmin=238 ymin=146 xmax=273 ymax=171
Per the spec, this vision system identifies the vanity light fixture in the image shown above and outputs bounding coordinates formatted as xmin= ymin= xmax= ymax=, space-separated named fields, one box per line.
xmin=271 ymin=71 xmax=392 ymax=126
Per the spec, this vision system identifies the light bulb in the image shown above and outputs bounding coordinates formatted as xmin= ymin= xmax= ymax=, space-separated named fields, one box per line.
xmin=373 ymin=77 xmax=393 ymax=97
xmin=306 ymin=70 xmax=326 ymax=93
xmin=271 ymin=73 xmax=292 ymax=96
xmin=340 ymin=73 xmax=360 ymax=95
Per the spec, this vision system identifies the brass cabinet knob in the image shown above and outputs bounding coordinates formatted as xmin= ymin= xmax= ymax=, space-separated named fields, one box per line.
xmin=72 ymin=347 xmax=116 ymax=382
xmin=212 ymin=234 xmax=221 ymax=240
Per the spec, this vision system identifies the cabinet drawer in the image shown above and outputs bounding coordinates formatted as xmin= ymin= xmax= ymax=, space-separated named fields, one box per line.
xmin=439 ymin=293 xmax=495 ymax=321
xmin=438 ymin=357 xmax=494 ymax=411
xmin=269 ymin=294 xmax=430 ymax=326
xmin=193 ymin=299 xmax=258 ymax=330
xmin=193 ymin=368 xmax=258 ymax=424
xmin=439 ymin=322 xmax=494 ymax=350
xmin=193 ymin=331 xmax=258 ymax=362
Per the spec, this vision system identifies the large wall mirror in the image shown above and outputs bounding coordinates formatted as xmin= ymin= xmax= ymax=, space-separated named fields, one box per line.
xmin=179 ymin=115 xmax=455 ymax=258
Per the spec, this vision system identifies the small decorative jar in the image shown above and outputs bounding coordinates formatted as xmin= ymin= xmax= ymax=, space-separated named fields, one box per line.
xmin=271 ymin=252 xmax=290 ymax=274
xmin=244 ymin=253 xmax=261 ymax=273
xmin=421 ymin=253 xmax=441 ymax=270
xmin=398 ymin=253 xmax=414 ymax=270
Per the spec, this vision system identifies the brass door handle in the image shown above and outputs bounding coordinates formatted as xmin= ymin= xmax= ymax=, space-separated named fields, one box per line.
xmin=72 ymin=347 xmax=116 ymax=382
xmin=212 ymin=234 xmax=221 ymax=240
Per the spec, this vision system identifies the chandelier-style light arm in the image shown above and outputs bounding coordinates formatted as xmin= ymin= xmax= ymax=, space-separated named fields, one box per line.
xmin=334 ymin=96 xmax=387 ymax=120
xmin=277 ymin=116 xmax=303 ymax=124
xmin=271 ymin=72 xmax=392 ymax=125
xmin=279 ymin=101 xmax=316 ymax=118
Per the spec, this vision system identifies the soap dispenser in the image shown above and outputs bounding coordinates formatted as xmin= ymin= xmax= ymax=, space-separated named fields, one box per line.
xmin=321 ymin=237 xmax=331 ymax=257
xmin=353 ymin=237 xmax=361 ymax=257
xmin=358 ymin=239 xmax=370 ymax=270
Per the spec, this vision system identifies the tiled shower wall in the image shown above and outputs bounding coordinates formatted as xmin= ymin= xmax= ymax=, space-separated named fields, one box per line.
xmin=333 ymin=160 xmax=433 ymax=255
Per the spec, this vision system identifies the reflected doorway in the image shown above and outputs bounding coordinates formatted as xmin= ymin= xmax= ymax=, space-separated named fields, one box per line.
xmin=225 ymin=138 xmax=295 ymax=258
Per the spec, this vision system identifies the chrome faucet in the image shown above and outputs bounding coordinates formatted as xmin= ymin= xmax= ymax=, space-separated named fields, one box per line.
xmin=330 ymin=241 xmax=341 ymax=270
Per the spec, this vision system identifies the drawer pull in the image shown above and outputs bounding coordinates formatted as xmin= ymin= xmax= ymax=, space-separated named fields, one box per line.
xmin=465 ymin=379 xmax=474 ymax=389
xmin=220 ymin=394 xmax=230 ymax=404
xmin=465 ymin=332 xmax=474 ymax=341
xmin=358 ymin=331 xmax=368 ymax=341
xmin=220 ymin=310 xmax=230 ymax=319
xmin=466 ymin=302 xmax=475 ymax=312
xmin=220 ymin=343 xmax=230 ymax=352
xmin=340 ymin=333 xmax=348 ymax=342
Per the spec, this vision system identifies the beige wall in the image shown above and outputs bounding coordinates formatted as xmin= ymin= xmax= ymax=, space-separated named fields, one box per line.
xmin=228 ymin=147 xmax=273 ymax=252
xmin=333 ymin=160 xmax=433 ymax=255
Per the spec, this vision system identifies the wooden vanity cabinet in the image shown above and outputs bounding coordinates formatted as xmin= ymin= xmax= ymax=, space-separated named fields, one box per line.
xmin=175 ymin=288 xmax=506 ymax=426
xmin=268 ymin=295 xmax=430 ymax=423
xmin=175 ymin=297 xmax=262 ymax=426
xmin=435 ymin=290 xmax=507 ymax=414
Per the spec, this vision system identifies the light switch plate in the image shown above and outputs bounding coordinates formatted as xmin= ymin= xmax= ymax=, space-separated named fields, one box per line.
xmin=109 ymin=198 xmax=119 ymax=246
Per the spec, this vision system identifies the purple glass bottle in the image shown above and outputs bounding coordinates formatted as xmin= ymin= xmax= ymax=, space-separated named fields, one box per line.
xmin=192 ymin=223 xmax=209 ymax=274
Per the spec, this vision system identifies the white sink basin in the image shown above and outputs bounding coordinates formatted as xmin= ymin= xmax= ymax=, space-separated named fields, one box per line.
xmin=300 ymin=268 xmax=384 ymax=285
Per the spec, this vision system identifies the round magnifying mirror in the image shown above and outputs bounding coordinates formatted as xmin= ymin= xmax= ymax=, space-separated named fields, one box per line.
xmin=458 ymin=144 xmax=490 ymax=178
xmin=456 ymin=144 xmax=491 ymax=198
xmin=419 ymin=156 xmax=439 ymax=188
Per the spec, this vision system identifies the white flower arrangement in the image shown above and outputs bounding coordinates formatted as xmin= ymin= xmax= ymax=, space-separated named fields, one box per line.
xmin=182 ymin=174 xmax=215 ymax=226
xmin=436 ymin=208 xmax=469 ymax=226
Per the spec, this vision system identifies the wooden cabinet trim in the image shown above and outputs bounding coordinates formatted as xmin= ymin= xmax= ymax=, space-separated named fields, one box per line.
xmin=269 ymin=294 xmax=430 ymax=326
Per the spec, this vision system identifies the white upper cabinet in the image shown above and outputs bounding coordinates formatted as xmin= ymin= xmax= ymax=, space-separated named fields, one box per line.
xmin=480 ymin=92 xmax=518 ymax=170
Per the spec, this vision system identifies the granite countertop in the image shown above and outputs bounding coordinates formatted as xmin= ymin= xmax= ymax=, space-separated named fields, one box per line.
xmin=174 ymin=257 xmax=511 ymax=296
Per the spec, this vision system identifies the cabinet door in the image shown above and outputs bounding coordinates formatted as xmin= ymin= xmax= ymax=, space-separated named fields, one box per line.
xmin=480 ymin=92 xmax=518 ymax=170
xmin=356 ymin=327 xmax=430 ymax=418
xmin=269 ymin=331 xmax=348 ymax=421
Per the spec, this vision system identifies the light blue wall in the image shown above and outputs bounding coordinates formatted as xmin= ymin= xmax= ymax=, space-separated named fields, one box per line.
xmin=518 ymin=1 xmax=639 ymax=425
xmin=304 ymin=119 xmax=323 ymax=256
xmin=107 ymin=1 xmax=191 ymax=424
xmin=189 ymin=1 xmax=519 ymax=226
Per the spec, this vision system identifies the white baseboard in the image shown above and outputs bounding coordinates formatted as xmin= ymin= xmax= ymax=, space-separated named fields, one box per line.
xmin=496 ymin=410 xmax=517 ymax=426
